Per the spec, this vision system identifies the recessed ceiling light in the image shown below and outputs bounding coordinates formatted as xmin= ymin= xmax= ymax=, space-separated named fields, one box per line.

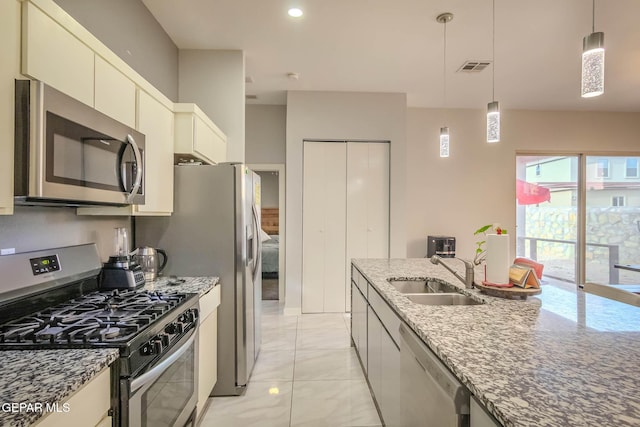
xmin=288 ymin=8 xmax=303 ymax=18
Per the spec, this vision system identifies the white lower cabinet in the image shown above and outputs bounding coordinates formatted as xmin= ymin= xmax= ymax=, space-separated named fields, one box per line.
xmin=471 ymin=396 xmax=502 ymax=427
xmin=34 ymin=367 xmax=111 ymax=427
xmin=351 ymin=281 xmax=368 ymax=373
xmin=367 ymin=292 xmax=400 ymax=427
xmin=351 ymin=266 xmax=400 ymax=426
xmin=197 ymin=285 xmax=221 ymax=421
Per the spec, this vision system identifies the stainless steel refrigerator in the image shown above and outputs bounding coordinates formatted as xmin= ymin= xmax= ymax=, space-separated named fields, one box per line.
xmin=135 ymin=163 xmax=262 ymax=396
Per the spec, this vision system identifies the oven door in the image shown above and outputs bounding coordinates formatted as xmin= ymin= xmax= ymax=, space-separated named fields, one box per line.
xmin=128 ymin=328 xmax=198 ymax=427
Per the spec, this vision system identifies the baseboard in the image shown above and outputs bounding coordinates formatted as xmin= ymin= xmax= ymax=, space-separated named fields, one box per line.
xmin=283 ymin=307 xmax=301 ymax=316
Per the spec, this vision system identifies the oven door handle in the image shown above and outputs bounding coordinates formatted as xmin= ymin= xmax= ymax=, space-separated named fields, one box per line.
xmin=130 ymin=331 xmax=196 ymax=393
xmin=124 ymin=134 xmax=143 ymax=203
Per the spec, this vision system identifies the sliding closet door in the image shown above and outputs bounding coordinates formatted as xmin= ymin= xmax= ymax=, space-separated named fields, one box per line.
xmin=346 ymin=142 xmax=390 ymax=311
xmin=302 ymin=142 xmax=347 ymax=313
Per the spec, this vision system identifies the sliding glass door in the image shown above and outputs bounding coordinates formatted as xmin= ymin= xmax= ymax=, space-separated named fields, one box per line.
xmin=517 ymin=154 xmax=640 ymax=286
xmin=516 ymin=156 xmax=579 ymax=283
xmin=585 ymin=156 xmax=640 ymax=285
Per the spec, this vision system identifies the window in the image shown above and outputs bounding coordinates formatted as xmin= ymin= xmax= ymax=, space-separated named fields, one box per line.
xmin=596 ymin=159 xmax=609 ymax=178
xmin=625 ymin=158 xmax=639 ymax=178
xmin=612 ymin=196 xmax=625 ymax=207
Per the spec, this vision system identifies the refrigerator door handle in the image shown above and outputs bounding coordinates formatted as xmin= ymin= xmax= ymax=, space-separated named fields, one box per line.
xmin=252 ymin=204 xmax=262 ymax=282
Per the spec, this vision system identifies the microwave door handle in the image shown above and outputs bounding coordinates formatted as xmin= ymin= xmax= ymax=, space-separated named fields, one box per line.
xmin=124 ymin=134 xmax=143 ymax=202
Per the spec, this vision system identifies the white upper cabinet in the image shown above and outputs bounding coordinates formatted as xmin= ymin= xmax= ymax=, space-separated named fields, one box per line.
xmin=94 ymin=56 xmax=136 ymax=128
xmin=0 ymin=0 xmax=21 ymax=215
xmin=21 ymin=1 xmax=94 ymax=107
xmin=135 ymin=90 xmax=174 ymax=215
xmin=174 ymin=104 xmax=227 ymax=165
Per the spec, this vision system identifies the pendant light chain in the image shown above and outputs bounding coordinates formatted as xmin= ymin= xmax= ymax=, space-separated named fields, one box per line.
xmin=443 ymin=20 xmax=447 ymax=114
xmin=492 ymin=0 xmax=495 ymax=102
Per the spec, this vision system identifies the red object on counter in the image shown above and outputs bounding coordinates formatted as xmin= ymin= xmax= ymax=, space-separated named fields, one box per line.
xmin=482 ymin=280 xmax=514 ymax=288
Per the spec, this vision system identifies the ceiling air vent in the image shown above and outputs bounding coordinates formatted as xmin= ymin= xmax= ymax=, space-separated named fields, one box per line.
xmin=457 ymin=60 xmax=492 ymax=73
xmin=245 ymin=94 xmax=258 ymax=100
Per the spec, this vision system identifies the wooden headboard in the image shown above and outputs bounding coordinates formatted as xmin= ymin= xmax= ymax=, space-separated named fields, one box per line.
xmin=261 ymin=208 xmax=279 ymax=235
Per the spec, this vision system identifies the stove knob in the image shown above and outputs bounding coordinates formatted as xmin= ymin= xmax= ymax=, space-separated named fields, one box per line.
xmin=165 ymin=322 xmax=183 ymax=335
xmin=152 ymin=337 xmax=163 ymax=354
xmin=159 ymin=333 xmax=170 ymax=347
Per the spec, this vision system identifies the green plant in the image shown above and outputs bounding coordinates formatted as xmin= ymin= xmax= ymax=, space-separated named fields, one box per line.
xmin=473 ymin=223 xmax=507 ymax=265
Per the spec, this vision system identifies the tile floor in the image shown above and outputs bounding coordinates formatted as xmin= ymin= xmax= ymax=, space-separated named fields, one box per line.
xmin=199 ymin=300 xmax=382 ymax=427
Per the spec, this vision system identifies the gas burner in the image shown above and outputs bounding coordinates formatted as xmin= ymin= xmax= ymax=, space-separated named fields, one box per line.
xmin=0 ymin=290 xmax=190 ymax=346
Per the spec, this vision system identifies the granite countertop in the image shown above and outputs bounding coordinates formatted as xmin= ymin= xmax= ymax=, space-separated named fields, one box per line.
xmin=0 ymin=349 xmax=118 ymax=427
xmin=352 ymin=258 xmax=640 ymax=427
xmin=142 ymin=276 xmax=219 ymax=296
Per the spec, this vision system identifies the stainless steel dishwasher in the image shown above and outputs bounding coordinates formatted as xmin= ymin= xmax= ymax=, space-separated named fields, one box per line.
xmin=399 ymin=324 xmax=470 ymax=427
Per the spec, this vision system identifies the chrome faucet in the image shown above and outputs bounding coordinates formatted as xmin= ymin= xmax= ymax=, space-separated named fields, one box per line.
xmin=430 ymin=255 xmax=475 ymax=289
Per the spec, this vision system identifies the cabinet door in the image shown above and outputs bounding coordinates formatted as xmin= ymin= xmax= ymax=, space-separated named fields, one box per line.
xmin=351 ymin=282 xmax=368 ymax=373
xmin=366 ymin=143 xmax=390 ymax=258
xmin=379 ymin=325 xmax=401 ymax=426
xmin=35 ymin=368 xmax=111 ymax=427
xmin=136 ymin=91 xmax=174 ymax=215
xmin=197 ymin=309 xmax=218 ymax=420
xmin=302 ymin=142 xmax=346 ymax=313
xmin=367 ymin=308 xmax=382 ymax=403
xmin=0 ymin=0 xmax=20 ymax=215
xmin=471 ymin=397 xmax=501 ymax=427
xmin=95 ymin=56 xmax=136 ymax=128
xmin=22 ymin=1 xmax=94 ymax=106
xmin=345 ymin=142 xmax=390 ymax=311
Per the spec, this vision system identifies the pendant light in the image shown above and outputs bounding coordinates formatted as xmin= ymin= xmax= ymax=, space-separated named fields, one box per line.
xmin=486 ymin=0 xmax=500 ymax=143
xmin=581 ymin=0 xmax=604 ymax=98
xmin=437 ymin=13 xmax=453 ymax=158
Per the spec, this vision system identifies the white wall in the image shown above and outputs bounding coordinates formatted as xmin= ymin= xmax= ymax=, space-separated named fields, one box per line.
xmin=256 ymin=171 xmax=279 ymax=208
xmin=286 ymin=91 xmax=406 ymax=314
xmin=406 ymin=107 xmax=640 ymax=260
xmin=246 ymin=105 xmax=286 ymax=164
xmin=178 ymin=50 xmax=245 ymax=162
xmin=54 ymin=0 xmax=178 ymax=101
xmin=0 ymin=207 xmax=129 ymax=261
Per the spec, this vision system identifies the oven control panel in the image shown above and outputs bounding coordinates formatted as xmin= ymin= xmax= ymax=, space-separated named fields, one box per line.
xmin=139 ymin=308 xmax=199 ymax=357
xmin=29 ymin=254 xmax=60 ymax=275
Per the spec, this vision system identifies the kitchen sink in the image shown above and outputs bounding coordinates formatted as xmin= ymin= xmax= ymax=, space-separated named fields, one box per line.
xmin=388 ymin=279 xmax=460 ymax=294
xmin=405 ymin=293 xmax=482 ymax=306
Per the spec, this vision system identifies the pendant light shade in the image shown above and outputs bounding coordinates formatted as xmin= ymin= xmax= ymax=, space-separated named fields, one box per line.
xmin=486 ymin=101 xmax=500 ymax=143
xmin=440 ymin=127 xmax=450 ymax=158
xmin=581 ymin=31 xmax=604 ymax=98
xmin=581 ymin=0 xmax=604 ymax=98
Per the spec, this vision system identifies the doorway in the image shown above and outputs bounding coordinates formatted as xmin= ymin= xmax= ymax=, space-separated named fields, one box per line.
xmin=249 ymin=164 xmax=286 ymax=301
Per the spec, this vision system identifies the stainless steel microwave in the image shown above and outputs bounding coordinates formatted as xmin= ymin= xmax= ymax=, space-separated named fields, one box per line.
xmin=14 ymin=80 xmax=145 ymax=207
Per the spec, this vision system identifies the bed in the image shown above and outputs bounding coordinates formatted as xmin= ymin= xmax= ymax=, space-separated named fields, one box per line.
xmin=261 ymin=208 xmax=279 ymax=277
xmin=262 ymin=234 xmax=279 ymax=276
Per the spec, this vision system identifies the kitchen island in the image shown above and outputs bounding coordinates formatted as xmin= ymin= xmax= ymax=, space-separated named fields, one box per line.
xmin=353 ymin=258 xmax=640 ymax=427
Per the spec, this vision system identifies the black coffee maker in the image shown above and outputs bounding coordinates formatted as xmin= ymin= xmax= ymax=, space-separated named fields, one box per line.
xmin=427 ymin=236 xmax=456 ymax=258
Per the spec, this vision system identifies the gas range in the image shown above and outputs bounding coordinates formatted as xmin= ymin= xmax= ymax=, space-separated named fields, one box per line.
xmin=0 ymin=244 xmax=200 ymax=426
xmin=0 ymin=289 xmax=191 ymax=347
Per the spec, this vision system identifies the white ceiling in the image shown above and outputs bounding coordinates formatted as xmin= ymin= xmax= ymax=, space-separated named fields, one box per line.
xmin=142 ymin=0 xmax=640 ymax=111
